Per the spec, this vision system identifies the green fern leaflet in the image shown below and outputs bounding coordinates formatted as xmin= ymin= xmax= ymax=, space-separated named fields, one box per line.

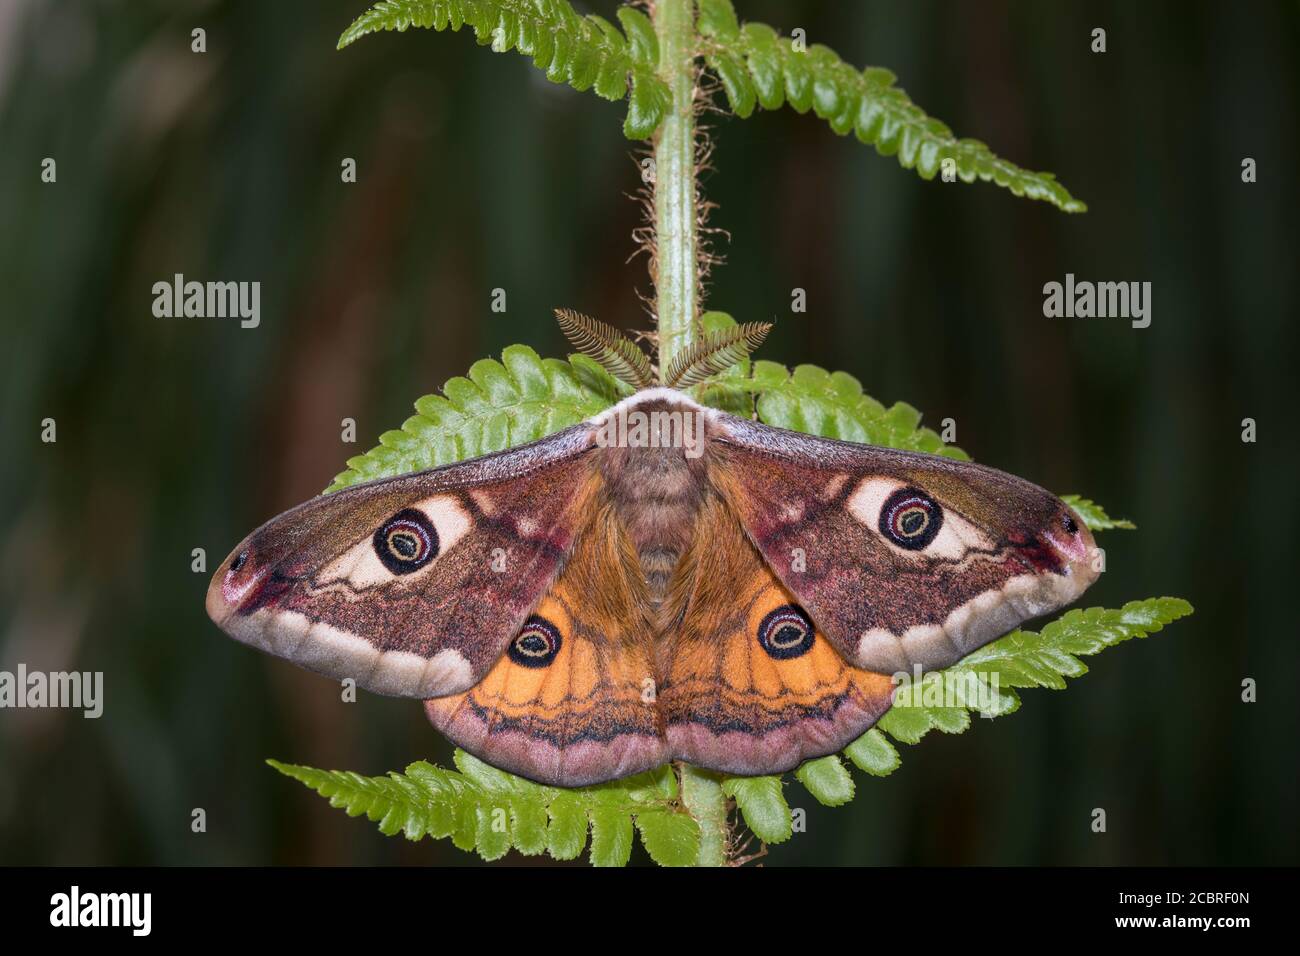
xmin=338 ymin=0 xmax=1084 ymax=210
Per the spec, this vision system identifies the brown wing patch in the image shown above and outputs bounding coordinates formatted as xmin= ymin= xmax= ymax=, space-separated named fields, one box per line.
xmin=425 ymin=496 xmax=668 ymax=787
xmin=659 ymin=494 xmax=894 ymax=777
xmin=207 ymin=425 xmax=604 ymax=697
xmin=707 ymin=425 xmax=1098 ymax=675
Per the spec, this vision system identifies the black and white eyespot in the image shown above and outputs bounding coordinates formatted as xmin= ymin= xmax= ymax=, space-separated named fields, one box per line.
xmin=373 ymin=508 xmax=439 ymax=575
xmin=757 ymin=604 xmax=815 ymax=660
xmin=508 ymin=615 xmax=563 ymax=668
xmin=878 ymin=487 xmax=943 ymax=551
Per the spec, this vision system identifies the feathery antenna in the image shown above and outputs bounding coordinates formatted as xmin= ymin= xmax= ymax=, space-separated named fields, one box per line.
xmin=554 ymin=309 xmax=657 ymax=390
xmin=663 ymin=321 xmax=772 ymax=388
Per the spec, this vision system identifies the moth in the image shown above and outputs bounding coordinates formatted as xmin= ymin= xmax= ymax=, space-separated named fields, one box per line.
xmin=206 ymin=316 xmax=1098 ymax=788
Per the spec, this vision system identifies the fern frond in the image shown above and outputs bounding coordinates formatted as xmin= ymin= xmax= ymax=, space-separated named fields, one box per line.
xmin=664 ymin=321 xmax=772 ymax=388
xmin=270 ymin=751 xmax=701 ymax=866
xmin=338 ymin=0 xmax=672 ymax=138
xmin=555 ymin=308 xmax=656 ymax=390
xmin=873 ymin=597 xmax=1193 ymax=746
xmin=729 ymin=359 xmax=971 ymax=458
xmin=1061 ymin=494 xmax=1137 ymax=531
xmin=323 ymin=343 xmax=629 ymax=492
xmin=694 ymin=0 xmax=1085 ymax=212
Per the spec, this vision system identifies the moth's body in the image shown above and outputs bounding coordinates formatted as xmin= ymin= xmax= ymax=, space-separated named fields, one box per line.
xmin=208 ymin=388 xmax=1099 ymax=787
xmin=599 ymin=407 xmax=707 ymax=608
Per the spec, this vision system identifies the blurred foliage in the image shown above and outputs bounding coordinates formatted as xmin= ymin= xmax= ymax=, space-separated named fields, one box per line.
xmin=0 ymin=0 xmax=1296 ymax=866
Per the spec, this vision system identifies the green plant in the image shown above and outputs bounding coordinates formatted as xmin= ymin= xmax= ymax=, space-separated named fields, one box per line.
xmin=274 ymin=0 xmax=1189 ymax=866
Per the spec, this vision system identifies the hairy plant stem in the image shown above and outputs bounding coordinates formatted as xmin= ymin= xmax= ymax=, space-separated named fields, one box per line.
xmin=652 ymin=0 xmax=700 ymax=383
xmin=652 ymin=0 xmax=729 ymax=866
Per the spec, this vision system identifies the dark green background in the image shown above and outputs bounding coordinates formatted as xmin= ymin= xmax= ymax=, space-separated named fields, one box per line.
xmin=1 ymin=0 xmax=1295 ymax=866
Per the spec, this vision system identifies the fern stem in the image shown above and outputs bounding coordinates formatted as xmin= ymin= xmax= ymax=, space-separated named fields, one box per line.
xmin=652 ymin=0 xmax=700 ymax=382
xmin=651 ymin=0 xmax=725 ymax=865
xmin=679 ymin=765 xmax=728 ymax=867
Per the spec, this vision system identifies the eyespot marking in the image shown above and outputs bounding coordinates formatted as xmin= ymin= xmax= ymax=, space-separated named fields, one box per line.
xmin=374 ymin=508 xmax=438 ymax=575
xmin=757 ymin=604 xmax=815 ymax=660
xmin=507 ymin=615 xmax=563 ymax=668
xmin=879 ymin=487 xmax=943 ymax=551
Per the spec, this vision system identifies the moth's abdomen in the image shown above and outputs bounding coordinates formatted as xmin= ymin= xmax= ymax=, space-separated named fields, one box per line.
xmin=598 ymin=442 xmax=706 ymax=605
